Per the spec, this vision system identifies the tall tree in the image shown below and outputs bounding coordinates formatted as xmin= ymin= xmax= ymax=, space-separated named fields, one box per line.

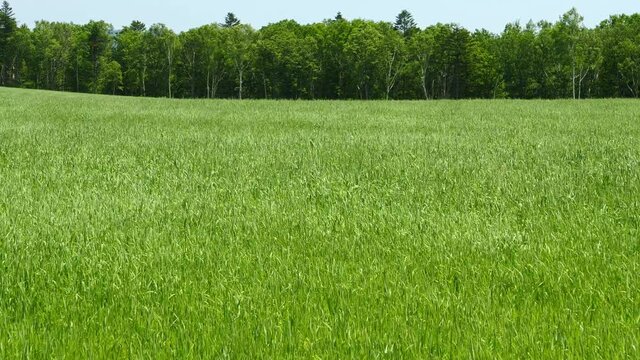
xmin=536 ymin=20 xmax=563 ymax=98
xmin=99 ymin=60 xmax=122 ymax=94
xmin=414 ymin=23 xmax=470 ymax=99
xmin=10 ymin=24 xmax=32 ymax=87
xmin=346 ymin=20 xmax=384 ymax=99
xmin=598 ymin=14 xmax=640 ymax=98
xmin=147 ymin=24 xmax=178 ymax=98
xmin=32 ymin=21 xmax=71 ymax=90
xmin=379 ymin=22 xmax=406 ymax=99
xmin=256 ymin=20 xmax=320 ymax=99
xmin=116 ymin=21 xmax=149 ymax=96
xmin=499 ymin=21 xmax=538 ymax=98
xmin=468 ymin=30 xmax=504 ymax=98
xmin=202 ymin=24 xmax=228 ymax=98
xmin=394 ymin=10 xmax=418 ymax=38
xmin=557 ymin=8 xmax=586 ymax=99
xmin=85 ymin=21 xmax=112 ymax=93
xmin=573 ymin=28 xmax=602 ymax=99
xmin=70 ymin=25 xmax=89 ymax=92
xmin=224 ymin=24 xmax=254 ymax=99
xmin=0 ymin=0 xmax=17 ymax=85
xmin=178 ymin=28 xmax=202 ymax=97
xmin=317 ymin=16 xmax=352 ymax=98
xmin=410 ymin=27 xmax=437 ymax=99
xmin=223 ymin=13 xmax=240 ymax=28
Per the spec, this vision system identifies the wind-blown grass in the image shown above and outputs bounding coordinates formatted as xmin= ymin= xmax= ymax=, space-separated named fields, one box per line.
xmin=0 ymin=88 xmax=638 ymax=358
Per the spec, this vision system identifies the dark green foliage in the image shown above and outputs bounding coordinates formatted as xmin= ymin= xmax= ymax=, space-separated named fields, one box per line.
xmin=0 ymin=0 xmax=17 ymax=85
xmin=85 ymin=21 xmax=112 ymax=93
xmin=394 ymin=10 xmax=418 ymax=38
xmin=598 ymin=14 xmax=640 ymax=97
xmin=257 ymin=20 xmax=319 ymax=99
xmin=2 ymin=2 xmax=640 ymax=99
xmin=128 ymin=20 xmax=146 ymax=32
xmin=223 ymin=12 xmax=240 ymax=28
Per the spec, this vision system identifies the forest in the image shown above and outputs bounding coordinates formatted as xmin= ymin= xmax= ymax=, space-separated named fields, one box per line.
xmin=1 ymin=1 xmax=639 ymax=100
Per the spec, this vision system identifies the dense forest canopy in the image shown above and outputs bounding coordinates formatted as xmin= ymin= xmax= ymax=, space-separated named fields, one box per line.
xmin=1 ymin=1 xmax=639 ymax=99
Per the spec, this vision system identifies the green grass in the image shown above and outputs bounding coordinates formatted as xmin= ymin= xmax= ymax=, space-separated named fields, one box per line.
xmin=0 ymin=87 xmax=638 ymax=358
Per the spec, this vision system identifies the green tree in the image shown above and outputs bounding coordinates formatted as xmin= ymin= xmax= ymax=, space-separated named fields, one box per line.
xmin=175 ymin=25 xmax=228 ymax=99
xmin=70 ymin=25 xmax=89 ymax=92
xmin=30 ymin=22 xmax=83 ymax=91
xmin=147 ymin=24 xmax=178 ymax=98
xmin=409 ymin=27 xmax=436 ymax=99
xmin=535 ymin=21 xmax=563 ymax=98
xmin=32 ymin=21 xmax=62 ymax=89
xmin=0 ymin=0 xmax=17 ymax=85
xmin=116 ymin=21 xmax=149 ymax=96
xmin=84 ymin=21 xmax=112 ymax=93
xmin=573 ymin=29 xmax=602 ymax=98
xmin=394 ymin=10 xmax=418 ymax=38
xmin=378 ymin=22 xmax=406 ymax=99
xmin=202 ymin=24 xmax=227 ymax=98
xmin=557 ymin=8 xmax=586 ymax=99
xmin=223 ymin=13 xmax=240 ymax=28
xmin=346 ymin=20 xmax=384 ymax=99
xmin=10 ymin=24 xmax=33 ymax=87
xmin=468 ymin=30 xmax=504 ymax=98
xmin=598 ymin=14 xmax=640 ymax=98
xmin=224 ymin=24 xmax=255 ymax=99
xmin=99 ymin=60 xmax=122 ymax=94
xmin=256 ymin=20 xmax=320 ymax=99
xmin=316 ymin=16 xmax=352 ymax=98
xmin=414 ymin=23 xmax=470 ymax=99
xmin=499 ymin=22 xmax=538 ymax=98
xmin=178 ymin=27 xmax=204 ymax=97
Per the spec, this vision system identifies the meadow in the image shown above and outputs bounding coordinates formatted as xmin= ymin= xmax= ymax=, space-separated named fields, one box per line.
xmin=0 ymin=87 xmax=638 ymax=358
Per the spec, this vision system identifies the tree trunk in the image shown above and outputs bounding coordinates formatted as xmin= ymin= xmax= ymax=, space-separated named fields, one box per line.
xmin=190 ymin=50 xmax=196 ymax=98
xmin=421 ymin=71 xmax=428 ymax=100
xmin=168 ymin=59 xmax=172 ymax=98
xmin=263 ymin=74 xmax=268 ymax=99
xmin=142 ymin=65 xmax=146 ymax=97
xmin=166 ymin=42 xmax=173 ymax=98
xmin=239 ymin=69 xmax=243 ymax=100
xmin=578 ymin=68 xmax=588 ymax=100
xmin=420 ymin=63 xmax=430 ymax=99
xmin=206 ymin=69 xmax=211 ymax=98
xmin=385 ymin=49 xmax=398 ymax=100
xmin=572 ymin=62 xmax=576 ymax=99
xmin=75 ymin=58 xmax=80 ymax=92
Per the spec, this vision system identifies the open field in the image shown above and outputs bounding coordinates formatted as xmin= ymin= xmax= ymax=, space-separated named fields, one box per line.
xmin=0 ymin=87 xmax=638 ymax=358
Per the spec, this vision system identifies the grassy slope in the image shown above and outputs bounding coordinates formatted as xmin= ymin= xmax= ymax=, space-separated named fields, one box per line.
xmin=0 ymin=88 xmax=638 ymax=358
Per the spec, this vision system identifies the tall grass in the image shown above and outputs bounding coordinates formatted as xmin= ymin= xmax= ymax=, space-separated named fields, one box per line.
xmin=0 ymin=88 xmax=638 ymax=358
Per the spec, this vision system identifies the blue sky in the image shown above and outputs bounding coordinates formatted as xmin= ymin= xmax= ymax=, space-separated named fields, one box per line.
xmin=13 ymin=0 xmax=640 ymax=32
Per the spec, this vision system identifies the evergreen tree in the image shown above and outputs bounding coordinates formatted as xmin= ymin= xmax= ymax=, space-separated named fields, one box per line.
xmin=223 ymin=13 xmax=240 ymax=28
xmin=84 ymin=21 xmax=112 ymax=93
xmin=394 ymin=10 xmax=417 ymax=38
xmin=0 ymin=0 xmax=17 ymax=85
xmin=128 ymin=20 xmax=146 ymax=32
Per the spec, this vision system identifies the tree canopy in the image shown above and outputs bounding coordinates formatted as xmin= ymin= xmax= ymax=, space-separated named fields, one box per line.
xmin=1 ymin=4 xmax=639 ymax=99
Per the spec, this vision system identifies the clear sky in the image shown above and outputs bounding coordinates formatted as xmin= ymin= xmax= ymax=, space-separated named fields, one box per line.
xmin=12 ymin=0 xmax=640 ymax=33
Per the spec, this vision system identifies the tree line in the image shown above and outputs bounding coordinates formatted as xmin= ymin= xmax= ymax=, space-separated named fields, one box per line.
xmin=1 ymin=2 xmax=639 ymax=99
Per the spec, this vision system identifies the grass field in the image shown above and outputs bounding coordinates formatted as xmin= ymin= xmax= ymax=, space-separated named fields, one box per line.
xmin=0 ymin=87 xmax=638 ymax=358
